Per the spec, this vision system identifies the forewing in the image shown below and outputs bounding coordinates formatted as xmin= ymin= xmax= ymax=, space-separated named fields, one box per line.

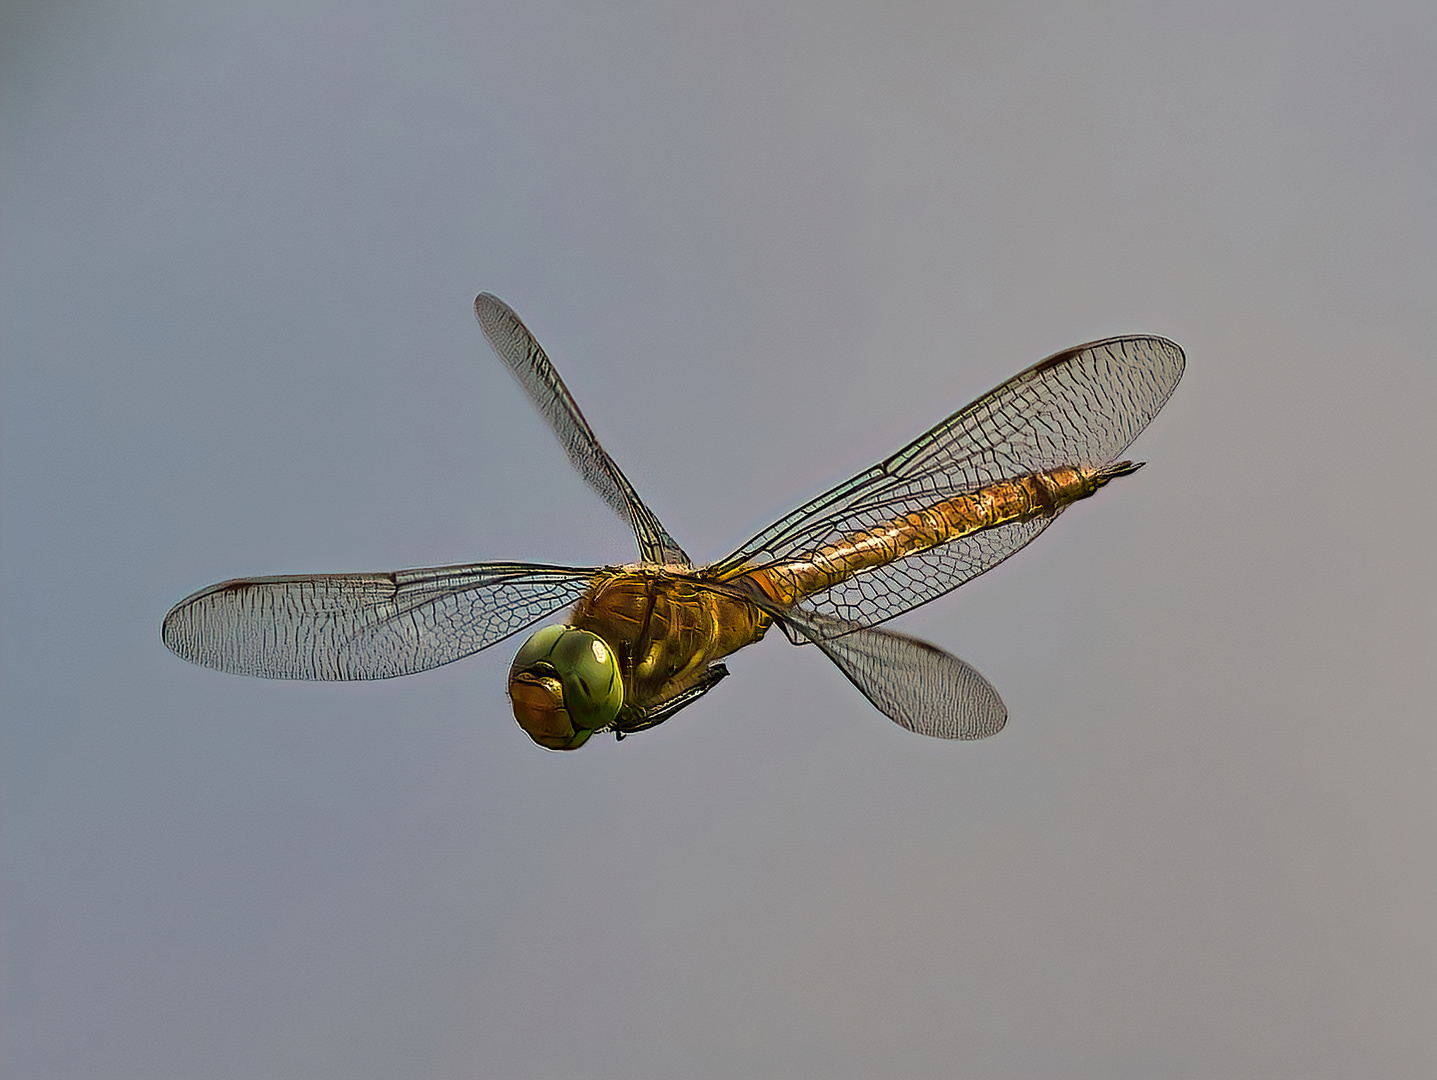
xmin=780 ymin=607 xmax=1006 ymax=739
xmin=711 ymin=335 xmax=1184 ymax=625
xmin=162 ymin=562 xmax=598 ymax=680
xmin=474 ymin=294 xmax=690 ymax=567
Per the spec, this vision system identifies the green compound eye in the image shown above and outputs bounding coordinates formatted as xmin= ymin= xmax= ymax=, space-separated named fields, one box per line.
xmin=510 ymin=624 xmax=567 ymax=673
xmin=549 ymin=630 xmax=623 ymax=728
xmin=508 ymin=626 xmax=623 ymax=750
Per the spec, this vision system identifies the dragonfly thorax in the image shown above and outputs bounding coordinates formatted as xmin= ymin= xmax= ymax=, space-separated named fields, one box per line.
xmin=508 ymin=625 xmax=624 ymax=750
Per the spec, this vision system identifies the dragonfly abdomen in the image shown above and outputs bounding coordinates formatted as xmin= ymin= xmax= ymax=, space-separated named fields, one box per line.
xmin=740 ymin=462 xmax=1140 ymax=609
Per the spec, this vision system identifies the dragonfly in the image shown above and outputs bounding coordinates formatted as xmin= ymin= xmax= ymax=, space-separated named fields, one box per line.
xmin=163 ymin=294 xmax=1184 ymax=750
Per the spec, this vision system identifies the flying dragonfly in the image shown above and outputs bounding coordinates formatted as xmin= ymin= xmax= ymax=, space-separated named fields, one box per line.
xmin=163 ymin=295 xmax=1184 ymax=750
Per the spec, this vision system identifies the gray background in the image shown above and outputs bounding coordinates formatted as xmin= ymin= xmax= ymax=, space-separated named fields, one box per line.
xmin=3 ymin=3 xmax=1433 ymax=1078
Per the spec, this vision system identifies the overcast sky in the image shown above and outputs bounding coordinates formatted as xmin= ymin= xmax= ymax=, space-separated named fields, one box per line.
xmin=3 ymin=3 xmax=1434 ymax=1078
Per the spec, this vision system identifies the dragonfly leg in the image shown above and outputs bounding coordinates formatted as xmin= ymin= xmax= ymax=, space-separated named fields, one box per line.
xmin=613 ymin=664 xmax=730 ymax=739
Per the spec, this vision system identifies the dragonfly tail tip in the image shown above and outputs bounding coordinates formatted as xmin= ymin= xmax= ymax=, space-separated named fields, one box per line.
xmin=1097 ymin=460 xmax=1144 ymax=482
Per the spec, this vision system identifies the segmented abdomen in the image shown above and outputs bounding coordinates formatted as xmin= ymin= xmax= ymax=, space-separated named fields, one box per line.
xmin=738 ymin=464 xmax=1125 ymax=609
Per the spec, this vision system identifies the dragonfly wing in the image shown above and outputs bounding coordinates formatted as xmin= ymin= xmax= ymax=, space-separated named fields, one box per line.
xmin=779 ymin=607 xmax=1006 ymax=739
xmin=162 ymin=562 xmax=598 ymax=680
xmin=787 ymin=516 xmax=1056 ymax=634
xmin=711 ymin=335 xmax=1183 ymax=625
xmin=474 ymin=294 xmax=691 ymax=568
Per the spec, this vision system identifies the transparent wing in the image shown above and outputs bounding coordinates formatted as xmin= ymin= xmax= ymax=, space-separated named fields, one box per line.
xmin=475 ymin=294 xmax=690 ymax=567
xmin=711 ymin=335 xmax=1184 ymax=627
xmin=786 ymin=517 xmax=1058 ymax=632
xmin=162 ymin=562 xmax=598 ymax=680
xmin=779 ymin=607 xmax=1006 ymax=739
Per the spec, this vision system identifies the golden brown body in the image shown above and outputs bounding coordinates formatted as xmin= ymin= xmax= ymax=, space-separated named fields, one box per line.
xmin=569 ymin=463 xmax=1132 ymax=727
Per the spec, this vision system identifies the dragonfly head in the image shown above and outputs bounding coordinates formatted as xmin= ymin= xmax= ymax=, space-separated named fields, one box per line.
xmin=508 ymin=625 xmax=624 ymax=750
